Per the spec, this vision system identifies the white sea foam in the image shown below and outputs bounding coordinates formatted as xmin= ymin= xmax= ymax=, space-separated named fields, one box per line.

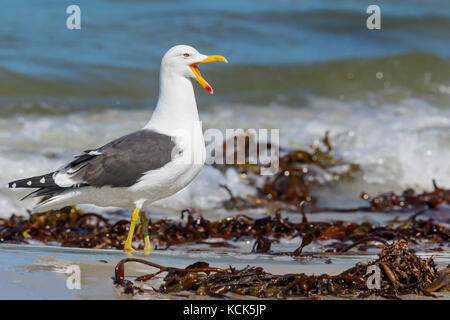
xmin=0 ymin=97 xmax=448 ymax=218
xmin=205 ymin=97 xmax=450 ymax=191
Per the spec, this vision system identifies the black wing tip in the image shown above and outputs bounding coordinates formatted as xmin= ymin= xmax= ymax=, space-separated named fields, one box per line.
xmin=7 ymin=181 xmax=18 ymax=189
xmin=5 ymin=180 xmax=39 ymax=200
xmin=7 ymin=178 xmax=35 ymax=189
xmin=6 ymin=173 xmax=56 ymax=189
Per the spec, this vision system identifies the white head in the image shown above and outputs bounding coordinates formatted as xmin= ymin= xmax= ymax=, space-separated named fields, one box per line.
xmin=160 ymin=45 xmax=227 ymax=94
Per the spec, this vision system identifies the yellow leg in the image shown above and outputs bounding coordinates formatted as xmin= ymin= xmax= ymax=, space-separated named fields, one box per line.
xmin=123 ymin=207 xmax=140 ymax=253
xmin=140 ymin=211 xmax=153 ymax=255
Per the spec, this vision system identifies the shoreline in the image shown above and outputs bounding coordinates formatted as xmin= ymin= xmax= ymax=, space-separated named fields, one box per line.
xmin=1 ymin=243 xmax=448 ymax=300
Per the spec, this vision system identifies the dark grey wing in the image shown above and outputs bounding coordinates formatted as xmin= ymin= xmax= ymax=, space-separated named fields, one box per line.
xmin=9 ymin=129 xmax=178 ymax=201
xmin=64 ymin=129 xmax=177 ymax=188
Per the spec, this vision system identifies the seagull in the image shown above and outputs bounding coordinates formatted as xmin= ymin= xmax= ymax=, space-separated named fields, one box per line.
xmin=7 ymin=45 xmax=227 ymax=254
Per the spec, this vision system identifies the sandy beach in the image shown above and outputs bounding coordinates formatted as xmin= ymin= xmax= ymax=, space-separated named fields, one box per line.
xmin=0 ymin=243 xmax=448 ymax=300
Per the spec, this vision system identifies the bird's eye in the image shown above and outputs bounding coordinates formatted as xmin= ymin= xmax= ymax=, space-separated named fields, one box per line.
xmin=183 ymin=53 xmax=190 ymax=57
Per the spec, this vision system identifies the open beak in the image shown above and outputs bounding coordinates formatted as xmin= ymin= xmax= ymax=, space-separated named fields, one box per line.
xmin=190 ymin=55 xmax=228 ymax=94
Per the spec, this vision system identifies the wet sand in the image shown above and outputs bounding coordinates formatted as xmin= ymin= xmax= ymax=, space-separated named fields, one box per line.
xmin=1 ymin=243 xmax=448 ymax=300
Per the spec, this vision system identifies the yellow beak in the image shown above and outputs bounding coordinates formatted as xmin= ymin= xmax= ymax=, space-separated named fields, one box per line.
xmin=189 ymin=55 xmax=228 ymax=94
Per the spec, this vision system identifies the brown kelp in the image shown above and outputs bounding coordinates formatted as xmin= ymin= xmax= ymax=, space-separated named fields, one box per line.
xmin=217 ymin=131 xmax=449 ymax=214
xmin=1 ymin=206 xmax=447 ymax=253
xmin=2 ymin=131 xmax=448 ymax=253
xmin=361 ymin=180 xmax=450 ymax=211
xmin=215 ymin=131 xmax=360 ymax=207
xmin=221 ymin=178 xmax=450 ymax=214
xmin=114 ymin=240 xmax=449 ymax=298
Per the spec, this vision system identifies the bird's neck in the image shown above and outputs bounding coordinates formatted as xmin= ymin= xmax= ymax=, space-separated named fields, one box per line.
xmin=145 ymin=69 xmax=201 ymax=136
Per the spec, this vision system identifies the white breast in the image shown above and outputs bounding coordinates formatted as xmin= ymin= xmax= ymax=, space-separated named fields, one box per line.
xmin=128 ymin=124 xmax=206 ymax=203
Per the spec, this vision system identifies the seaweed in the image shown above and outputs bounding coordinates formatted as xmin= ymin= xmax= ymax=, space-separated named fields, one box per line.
xmin=217 ymin=131 xmax=448 ymax=214
xmin=216 ymin=131 xmax=360 ymax=207
xmin=221 ymin=177 xmax=450 ymax=215
xmin=360 ymin=180 xmax=450 ymax=211
xmin=114 ymin=240 xmax=449 ymax=298
xmin=2 ymin=205 xmax=447 ymax=254
xmin=2 ymin=131 xmax=447 ymax=254
xmin=257 ymin=132 xmax=360 ymax=206
xmin=0 ymin=207 xmax=127 ymax=249
xmin=2 ymin=130 xmax=448 ymax=300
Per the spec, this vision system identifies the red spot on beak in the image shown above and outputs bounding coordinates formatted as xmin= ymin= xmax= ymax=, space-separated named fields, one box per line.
xmin=205 ymin=85 xmax=212 ymax=93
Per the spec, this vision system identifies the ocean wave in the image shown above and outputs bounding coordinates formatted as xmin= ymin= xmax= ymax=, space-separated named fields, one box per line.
xmin=0 ymin=52 xmax=448 ymax=117
xmin=1 ymin=97 xmax=448 ymax=217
